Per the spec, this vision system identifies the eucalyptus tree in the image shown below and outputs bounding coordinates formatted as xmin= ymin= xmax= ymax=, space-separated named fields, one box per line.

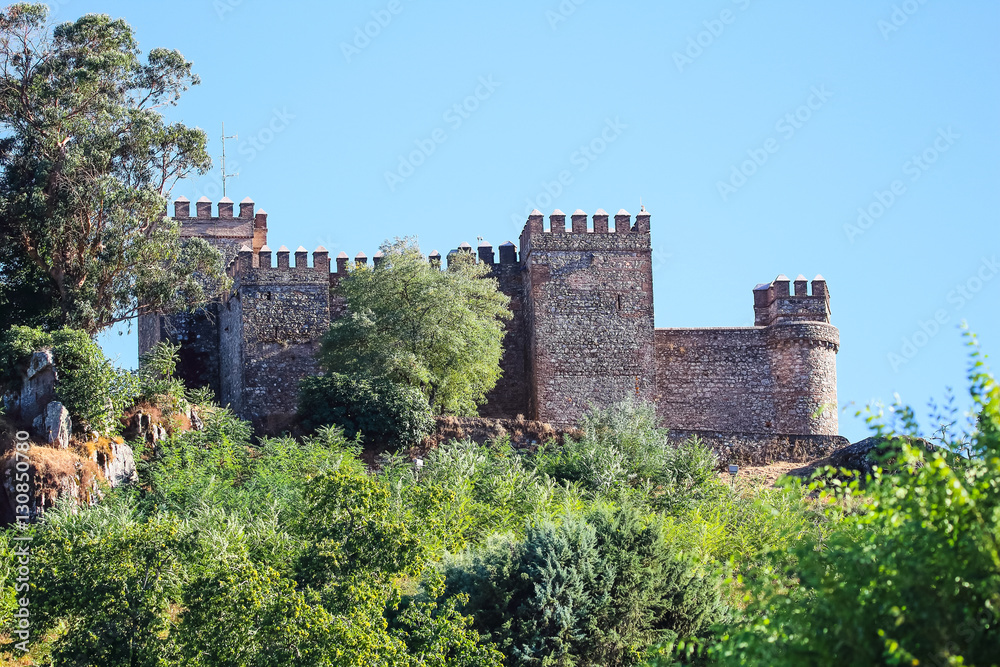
xmin=0 ymin=4 xmax=225 ymax=333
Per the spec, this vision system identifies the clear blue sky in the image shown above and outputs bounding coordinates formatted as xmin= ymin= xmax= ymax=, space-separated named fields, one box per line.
xmin=81 ymin=0 xmax=999 ymax=443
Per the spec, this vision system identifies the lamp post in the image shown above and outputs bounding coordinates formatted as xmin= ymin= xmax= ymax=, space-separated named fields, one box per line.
xmin=728 ymin=464 xmax=739 ymax=490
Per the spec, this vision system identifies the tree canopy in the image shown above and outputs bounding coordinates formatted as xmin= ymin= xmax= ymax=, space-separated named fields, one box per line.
xmin=0 ymin=3 xmax=225 ymax=333
xmin=319 ymin=238 xmax=511 ymax=416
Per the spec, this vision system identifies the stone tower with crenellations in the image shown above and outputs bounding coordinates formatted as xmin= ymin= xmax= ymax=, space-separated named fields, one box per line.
xmin=140 ymin=197 xmax=847 ymax=455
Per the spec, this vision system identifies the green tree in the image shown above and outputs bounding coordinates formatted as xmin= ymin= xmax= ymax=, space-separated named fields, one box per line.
xmin=17 ymin=504 xmax=188 ymax=666
xmin=0 ymin=4 xmax=224 ymax=333
xmin=320 ymin=238 xmax=510 ymax=415
xmin=445 ymin=507 xmax=725 ymax=667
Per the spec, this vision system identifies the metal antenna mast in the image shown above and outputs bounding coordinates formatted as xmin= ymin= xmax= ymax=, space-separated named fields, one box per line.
xmin=221 ymin=122 xmax=239 ymax=198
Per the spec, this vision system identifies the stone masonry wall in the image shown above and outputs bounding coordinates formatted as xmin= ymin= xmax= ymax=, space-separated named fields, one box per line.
xmin=228 ymin=256 xmax=331 ymax=433
xmin=655 ymin=327 xmax=775 ymax=433
xmin=481 ymin=257 xmax=530 ymax=419
xmin=520 ymin=210 xmax=656 ymax=427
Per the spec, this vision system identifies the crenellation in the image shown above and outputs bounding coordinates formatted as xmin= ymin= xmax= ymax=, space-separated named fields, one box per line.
xmin=478 ymin=240 xmax=495 ymax=265
xmin=258 ymin=245 xmax=272 ymax=269
xmin=174 ymin=196 xmax=190 ymax=219
xmin=355 ymin=252 xmax=367 ymax=267
xmin=499 ymin=241 xmax=516 ymax=264
xmin=549 ymin=210 xmax=566 ymax=233
xmin=277 ymin=246 xmax=290 ymax=269
xmin=571 ymin=209 xmax=588 ymax=233
xmin=240 ymin=197 xmax=255 ymax=219
xmin=373 ymin=250 xmax=385 ymax=267
xmin=593 ymin=209 xmax=610 ymax=233
xmin=336 ymin=251 xmax=349 ymax=274
xmin=295 ymin=246 xmax=309 ymax=269
xmin=218 ymin=197 xmax=234 ymax=219
xmin=314 ymin=247 xmax=330 ymax=274
xmin=634 ymin=207 xmax=650 ymax=233
xmin=614 ymin=209 xmax=631 ymax=233
xmin=196 ymin=196 xmax=212 ymax=219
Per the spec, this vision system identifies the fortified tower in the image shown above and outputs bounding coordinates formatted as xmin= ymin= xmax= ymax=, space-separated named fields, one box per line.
xmin=516 ymin=208 xmax=656 ymax=426
xmin=138 ymin=196 xmax=268 ymax=397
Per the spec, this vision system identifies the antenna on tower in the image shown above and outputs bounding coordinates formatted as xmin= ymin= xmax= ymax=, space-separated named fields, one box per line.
xmin=221 ymin=122 xmax=239 ymax=198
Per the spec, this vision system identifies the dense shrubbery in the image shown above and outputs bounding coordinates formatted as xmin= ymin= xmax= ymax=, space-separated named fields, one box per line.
xmin=0 ymin=325 xmax=139 ymax=433
xmin=298 ymin=372 xmax=435 ymax=445
xmin=444 ymin=506 xmax=727 ymax=666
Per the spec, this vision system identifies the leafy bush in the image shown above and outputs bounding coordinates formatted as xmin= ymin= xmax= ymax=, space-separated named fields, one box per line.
xmin=535 ymin=399 xmax=717 ymax=512
xmin=676 ymin=334 xmax=1000 ymax=666
xmin=444 ymin=506 xmax=726 ymax=667
xmin=13 ymin=502 xmax=187 ymax=665
xmin=0 ymin=325 xmax=139 ymax=434
xmin=298 ymin=372 xmax=434 ymax=446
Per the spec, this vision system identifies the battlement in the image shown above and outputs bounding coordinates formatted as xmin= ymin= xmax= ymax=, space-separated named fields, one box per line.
xmin=519 ymin=208 xmax=652 ymax=258
xmin=754 ymin=274 xmax=830 ymax=327
xmin=225 ymin=244 xmax=331 ymax=284
xmin=172 ymin=196 xmax=268 ymax=254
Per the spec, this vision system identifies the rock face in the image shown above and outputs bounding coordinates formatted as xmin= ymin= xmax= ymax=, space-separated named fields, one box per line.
xmin=93 ymin=441 xmax=138 ymax=488
xmin=17 ymin=350 xmax=57 ymax=424
xmin=32 ymin=401 xmax=72 ymax=449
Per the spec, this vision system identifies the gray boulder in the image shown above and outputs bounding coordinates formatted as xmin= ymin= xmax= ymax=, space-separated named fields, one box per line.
xmin=94 ymin=441 xmax=138 ymax=488
xmin=827 ymin=436 xmax=939 ymax=477
xmin=33 ymin=402 xmax=72 ymax=449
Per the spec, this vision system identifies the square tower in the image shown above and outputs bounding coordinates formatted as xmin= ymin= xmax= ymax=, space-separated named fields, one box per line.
xmin=519 ymin=208 xmax=657 ymax=426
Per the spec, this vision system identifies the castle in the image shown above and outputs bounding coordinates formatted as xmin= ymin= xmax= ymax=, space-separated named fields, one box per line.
xmin=139 ymin=196 xmax=847 ymax=455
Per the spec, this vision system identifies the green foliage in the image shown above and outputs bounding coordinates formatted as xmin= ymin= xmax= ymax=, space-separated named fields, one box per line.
xmin=0 ymin=4 xmax=224 ymax=333
xmin=138 ymin=340 xmax=186 ymax=403
xmin=444 ymin=506 xmax=726 ymax=667
xmin=319 ymin=237 xmax=511 ymax=415
xmin=299 ymin=371 xmax=434 ymax=446
xmin=17 ymin=503 xmax=187 ymax=666
xmin=295 ymin=464 xmax=427 ymax=591
xmin=684 ymin=333 xmax=1000 ymax=667
xmin=535 ymin=400 xmax=717 ymax=512
xmin=0 ymin=325 xmax=139 ymax=433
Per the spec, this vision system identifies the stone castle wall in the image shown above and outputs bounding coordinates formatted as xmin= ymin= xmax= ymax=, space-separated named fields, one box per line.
xmin=143 ymin=197 xmax=843 ymax=456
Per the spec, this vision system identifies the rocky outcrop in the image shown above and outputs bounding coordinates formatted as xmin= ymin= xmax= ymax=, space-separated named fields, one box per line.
xmin=32 ymin=401 xmax=72 ymax=449
xmin=0 ymin=445 xmax=102 ymax=523
xmin=90 ymin=438 xmax=138 ymax=488
xmin=825 ymin=436 xmax=939 ymax=477
xmin=19 ymin=350 xmax=57 ymax=424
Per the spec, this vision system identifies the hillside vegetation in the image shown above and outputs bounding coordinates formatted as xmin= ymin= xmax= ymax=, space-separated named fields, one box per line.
xmin=1 ymin=333 xmax=997 ymax=666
